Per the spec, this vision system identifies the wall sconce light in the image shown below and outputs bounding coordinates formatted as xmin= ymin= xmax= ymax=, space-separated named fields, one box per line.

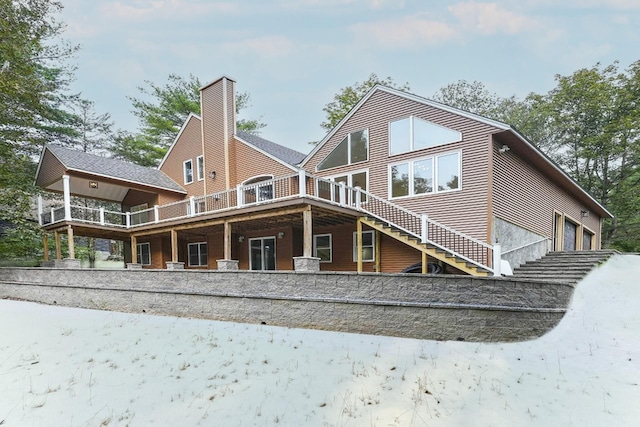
xmin=581 ymin=210 xmax=589 ymax=218
xmin=89 ymin=181 xmax=98 ymax=189
xmin=208 ymin=171 xmax=216 ymax=180
xmin=277 ymin=231 xmax=285 ymax=239
xmin=498 ymin=145 xmax=510 ymax=153
xmin=238 ymin=235 xmax=245 ymax=242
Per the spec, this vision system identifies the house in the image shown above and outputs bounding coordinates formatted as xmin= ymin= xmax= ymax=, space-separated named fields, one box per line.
xmin=34 ymin=76 xmax=612 ymax=276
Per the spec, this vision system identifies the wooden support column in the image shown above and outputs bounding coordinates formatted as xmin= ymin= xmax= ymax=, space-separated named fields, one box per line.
xmin=356 ymin=219 xmax=363 ymax=273
xmin=171 ymin=229 xmax=178 ymax=262
xmin=42 ymin=233 xmax=50 ymax=261
xmin=375 ymin=230 xmax=381 ymax=272
xmin=55 ymin=231 xmax=61 ymax=260
xmin=131 ymin=235 xmax=138 ymax=264
xmin=224 ymin=221 xmax=231 ymax=260
xmin=421 ymin=252 xmax=428 ymax=274
xmin=303 ymin=206 xmax=312 ymax=258
xmin=67 ymin=225 xmax=75 ymax=259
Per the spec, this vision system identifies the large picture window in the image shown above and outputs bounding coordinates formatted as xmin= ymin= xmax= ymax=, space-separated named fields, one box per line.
xmin=183 ymin=159 xmax=193 ymax=184
xmin=389 ymin=116 xmax=461 ymax=155
xmin=352 ymin=230 xmax=375 ymax=262
xmin=188 ymin=242 xmax=208 ymax=266
xmin=317 ymin=129 xmax=368 ymax=171
xmin=136 ymin=242 xmax=151 ymax=265
xmin=389 ymin=152 xmax=460 ymax=198
xmin=313 ymin=234 xmax=332 ymax=262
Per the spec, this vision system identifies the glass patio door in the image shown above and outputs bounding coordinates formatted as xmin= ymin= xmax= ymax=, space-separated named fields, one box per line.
xmin=249 ymin=237 xmax=276 ymax=270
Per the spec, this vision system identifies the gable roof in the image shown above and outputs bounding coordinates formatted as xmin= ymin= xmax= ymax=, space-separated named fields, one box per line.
xmin=301 ymin=85 xmax=613 ymax=219
xmin=38 ymin=145 xmax=186 ymax=194
xmin=236 ymin=130 xmax=306 ymax=167
xmin=158 ymin=112 xmax=201 ymax=169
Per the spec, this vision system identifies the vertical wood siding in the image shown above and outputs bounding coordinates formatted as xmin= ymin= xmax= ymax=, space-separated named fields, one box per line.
xmin=201 ymin=79 xmax=231 ymax=193
xmin=304 ymin=90 xmax=502 ymax=242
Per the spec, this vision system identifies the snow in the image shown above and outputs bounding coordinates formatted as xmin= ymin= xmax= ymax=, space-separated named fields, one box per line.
xmin=1 ymin=254 xmax=639 ymax=426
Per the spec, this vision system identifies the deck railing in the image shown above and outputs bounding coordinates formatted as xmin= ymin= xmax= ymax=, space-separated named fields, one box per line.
xmin=40 ymin=171 xmax=496 ymax=273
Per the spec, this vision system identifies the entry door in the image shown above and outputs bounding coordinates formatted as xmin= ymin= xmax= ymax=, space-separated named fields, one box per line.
xmin=249 ymin=237 xmax=276 ymax=270
xmin=563 ymin=219 xmax=577 ymax=251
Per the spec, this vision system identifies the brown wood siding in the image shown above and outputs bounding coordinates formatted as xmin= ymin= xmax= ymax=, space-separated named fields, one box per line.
xmin=231 ymin=138 xmax=296 ymax=186
xmin=159 ymin=115 xmax=204 ymax=198
xmin=491 ymin=140 xmax=602 ymax=247
xmin=122 ymin=190 xmax=158 ymax=211
xmin=201 ymin=79 xmax=229 ymax=193
xmin=304 ymin=90 xmax=501 ymax=242
xmin=37 ymin=149 xmax=67 ymax=188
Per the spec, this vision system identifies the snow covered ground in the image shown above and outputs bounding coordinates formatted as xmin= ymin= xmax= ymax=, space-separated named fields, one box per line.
xmin=1 ymin=254 xmax=639 ymax=426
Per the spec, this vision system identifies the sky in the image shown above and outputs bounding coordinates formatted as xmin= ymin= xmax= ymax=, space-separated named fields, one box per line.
xmin=1 ymin=254 xmax=639 ymax=425
xmin=56 ymin=0 xmax=640 ymax=153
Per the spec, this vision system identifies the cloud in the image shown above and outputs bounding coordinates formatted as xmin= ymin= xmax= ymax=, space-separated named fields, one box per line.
xmin=101 ymin=0 xmax=239 ymax=21
xmin=448 ymin=1 xmax=539 ymax=35
xmin=221 ymin=36 xmax=296 ymax=58
xmin=350 ymin=16 xmax=458 ymax=49
xmin=277 ymin=0 xmax=404 ymax=9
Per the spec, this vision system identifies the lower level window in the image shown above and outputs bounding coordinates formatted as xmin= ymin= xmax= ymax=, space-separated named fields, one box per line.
xmin=137 ymin=242 xmax=151 ymax=265
xmin=188 ymin=242 xmax=208 ymax=266
xmin=313 ymin=234 xmax=332 ymax=262
xmin=353 ymin=230 xmax=375 ymax=262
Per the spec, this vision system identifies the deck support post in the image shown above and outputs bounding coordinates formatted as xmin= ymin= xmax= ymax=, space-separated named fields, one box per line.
xmin=42 ymin=233 xmax=49 ymax=261
xmin=356 ymin=218 xmax=363 ymax=273
xmin=303 ymin=206 xmax=312 ymax=258
xmin=223 ymin=221 xmax=232 ymax=260
xmin=421 ymin=252 xmax=428 ymax=274
xmin=171 ymin=229 xmax=178 ymax=263
xmin=54 ymin=231 xmax=61 ymax=260
xmin=66 ymin=224 xmax=75 ymax=259
xmin=131 ymin=235 xmax=138 ymax=265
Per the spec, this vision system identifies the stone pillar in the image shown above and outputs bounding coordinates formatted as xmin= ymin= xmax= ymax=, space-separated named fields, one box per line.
xmin=293 ymin=256 xmax=321 ymax=272
xmin=166 ymin=262 xmax=185 ymax=270
xmin=217 ymin=259 xmax=239 ymax=271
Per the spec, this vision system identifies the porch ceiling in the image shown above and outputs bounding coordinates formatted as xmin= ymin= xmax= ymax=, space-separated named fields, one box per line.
xmin=45 ymin=175 xmax=131 ymax=202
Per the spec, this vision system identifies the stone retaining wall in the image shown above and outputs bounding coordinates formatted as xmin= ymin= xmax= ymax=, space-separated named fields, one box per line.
xmin=0 ymin=268 xmax=573 ymax=342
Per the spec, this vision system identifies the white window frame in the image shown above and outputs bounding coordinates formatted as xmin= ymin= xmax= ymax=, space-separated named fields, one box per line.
xmin=388 ymin=151 xmax=461 ymax=199
xmin=188 ymin=241 xmax=208 ymax=267
xmin=328 ymin=168 xmax=369 ymax=203
xmin=313 ymin=233 xmax=332 ymax=263
xmin=136 ymin=242 xmax=151 ymax=265
xmin=183 ymin=159 xmax=194 ymax=184
xmin=317 ymin=129 xmax=369 ymax=171
xmin=196 ymin=155 xmax=204 ymax=181
xmin=352 ymin=230 xmax=375 ymax=262
xmin=388 ymin=116 xmax=462 ymax=156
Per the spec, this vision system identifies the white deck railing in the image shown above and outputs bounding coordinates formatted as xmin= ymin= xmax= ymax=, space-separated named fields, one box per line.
xmin=40 ymin=171 xmax=497 ymax=273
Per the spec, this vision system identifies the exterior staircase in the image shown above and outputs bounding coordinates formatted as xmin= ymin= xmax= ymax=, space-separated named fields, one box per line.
xmin=360 ymin=216 xmax=490 ymax=276
xmin=511 ymin=250 xmax=618 ymax=284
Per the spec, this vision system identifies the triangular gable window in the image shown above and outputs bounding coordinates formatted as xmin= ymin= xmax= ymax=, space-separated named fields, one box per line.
xmin=317 ymin=130 xmax=368 ymax=171
xmin=389 ymin=117 xmax=461 ymax=155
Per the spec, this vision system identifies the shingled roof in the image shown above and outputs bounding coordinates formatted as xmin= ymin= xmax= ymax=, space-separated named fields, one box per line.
xmin=236 ymin=130 xmax=306 ymax=166
xmin=42 ymin=145 xmax=186 ymax=193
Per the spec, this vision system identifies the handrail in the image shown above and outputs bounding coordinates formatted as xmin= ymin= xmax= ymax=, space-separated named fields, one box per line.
xmin=502 ymin=237 xmax=550 ymax=255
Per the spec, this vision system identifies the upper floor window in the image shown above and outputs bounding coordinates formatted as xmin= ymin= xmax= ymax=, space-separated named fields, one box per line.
xmin=330 ymin=170 xmax=368 ymax=203
xmin=196 ymin=155 xmax=204 ymax=181
xmin=184 ymin=159 xmax=193 ymax=184
xmin=389 ymin=151 xmax=461 ymax=198
xmin=243 ymin=175 xmax=274 ymax=204
xmin=389 ymin=116 xmax=461 ymax=156
xmin=317 ymin=129 xmax=368 ymax=171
